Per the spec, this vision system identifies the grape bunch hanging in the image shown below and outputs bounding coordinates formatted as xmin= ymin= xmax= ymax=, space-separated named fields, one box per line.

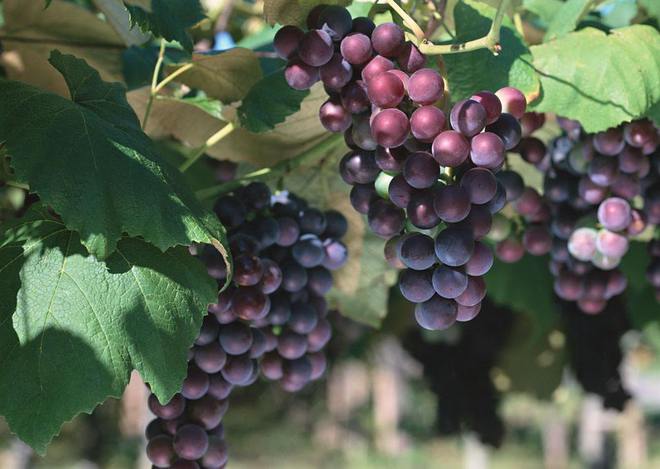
xmin=495 ymin=117 xmax=660 ymax=313
xmin=145 ymin=176 xmax=348 ymax=469
xmin=278 ymin=4 xmax=530 ymax=330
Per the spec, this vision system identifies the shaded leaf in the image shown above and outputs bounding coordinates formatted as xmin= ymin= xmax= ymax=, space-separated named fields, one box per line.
xmin=125 ymin=0 xmax=205 ymax=52
xmin=238 ymin=69 xmax=309 ymax=132
xmin=443 ymin=1 xmax=540 ymax=103
xmin=0 ymin=51 xmax=228 ymax=262
xmin=0 ymin=0 xmax=124 ymax=96
xmin=167 ymin=49 xmax=263 ymax=104
xmin=263 ymin=0 xmax=350 ymax=27
xmin=529 ymin=25 xmax=660 ymax=132
xmin=544 ymin=0 xmax=592 ymax=41
xmin=0 ymin=205 xmax=216 ymax=453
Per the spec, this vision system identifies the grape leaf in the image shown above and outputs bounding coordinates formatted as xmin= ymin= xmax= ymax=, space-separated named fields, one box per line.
xmin=486 ymin=254 xmax=557 ymax=335
xmin=0 ymin=205 xmax=216 ymax=453
xmin=523 ymin=0 xmax=564 ymax=25
xmin=544 ymin=0 xmax=592 ymax=41
xmin=529 ymin=25 xmax=660 ymax=132
xmin=0 ymin=0 xmax=124 ymax=96
xmin=238 ymin=69 xmax=309 ymax=133
xmin=0 ymin=51 xmax=229 ymax=263
xmin=128 ymin=82 xmax=329 ymax=165
xmin=124 ymin=0 xmax=205 ymax=52
xmin=167 ymin=49 xmax=263 ymax=104
xmin=263 ymin=0 xmax=350 ymax=27
xmin=443 ymin=1 xmax=540 ymax=103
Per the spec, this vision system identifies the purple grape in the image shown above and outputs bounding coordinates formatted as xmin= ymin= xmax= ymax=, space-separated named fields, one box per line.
xmin=233 ymin=254 xmax=264 ymax=286
xmin=568 ymin=227 xmax=598 ymax=261
xmin=434 ymin=227 xmax=474 ymax=267
xmin=414 ymin=295 xmax=458 ymax=330
xmin=320 ymin=54 xmax=353 ymax=90
xmin=588 ymin=155 xmax=618 ymax=187
xmin=450 ymin=99 xmax=486 ymax=137
xmin=408 ymin=68 xmax=444 ymax=105
xmin=280 ymin=260 xmax=309 ymax=292
xmin=459 ymin=205 xmax=493 ymax=240
xmin=396 ymin=42 xmax=425 ymax=73
xmin=322 ymin=239 xmax=349 ymax=270
xmin=455 ymin=276 xmax=486 ymax=307
xmin=148 ymin=394 xmax=186 ymax=420
xmin=456 ymin=302 xmax=481 ymax=322
xmin=218 ymin=322 xmax=253 ymax=356
xmin=292 ymin=234 xmax=325 ymax=268
xmin=350 ymin=183 xmax=377 ymax=214
xmin=173 ymin=424 xmax=209 ymax=461
xmin=470 ymin=91 xmax=502 ymax=124
xmin=403 ymin=151 xmax=439 ymax=189
xmin=370 ymin=108 xmax=410 ymax=148
xmin=399 ymin=268 xmax=435 ymax=303
xmin=485 ymin=182 xmax=507 ymax=214
xmin=207 ymin=374 xmax=233 ymax=400
xmin=618 ymin=145 xmax=643 ymax=173
xmin=194 ymin=342 xmax=227 ymax=374
xmin=274 ymin=25 xmax=305 ymax=59
xmin=596 ymin=229 xmax=628 ymax=258
xmin=495 ymin=238 xmax=525 ymax=263
xmin=578 ymin=176 xmax=608 ymax=204
xmin=376 ymin=145 xmax=408 ymax=173
xmin=361 ymin=55 xmax=395 ymax=82
xmin=221 ymin=354 xmax=254 ymax=385
xmin=261 ymin=352 xmax=284 ymax=380
xmin=202 ymin=436 xmax=229 ymax=469
xmin=523 ymin=224 xmax=552 ymax=256
xmin=288 ymin=301 xmax=319 ymax=334
xmin=182 ymin=366 xmax=210 ymax=400
xmin=399 ymin=233 xmax=436 ymax=270
xmin=307 ymin=266 xmax=333 ymax=295
xmin=352 ymin=16 xmax=375 ymax=35
xmin=307 ymin=4 xmax=328 ymax=29
xmin=495 ymin=87 xmax=526 ymax=119
xmin=517 ymin=137 xmax=546 ymax=164
xmin=195 ymin=315 xmax=220 ymax=346
xmin=432 ymin=265 xmax=468 ymax=299
xmin=284 ymin=59 xmax=319 ymax=90
xmin=464 ymin=241 xmax=494 ymax=276
xmin=341 ymin=81 xmax=370 ymax=114
xmin=368 ymin=198 xmax=405 ymax=237
xmin=339 ymin=150 xmax=379 ymax=184
xmin=407 ymin=189 xmax=441 ymax=229
xmin=277 ymin=330 xmax=308 ymax=359
xmin=299 ymin=208 xmax=327 ymax=235
xmin=367 ymin=71 xmax=405 ymax=108
xmin=340 ymin=33 xmax=372 ymax=64
xmin=554 ymin=271 xmax=584 ymax=301
xmin=410 ymin=106 xmax=446 ymax=143
xmin=519 ymin=112 xmax=545 ymax=136
xmin=188 ymin=395 xmax=228 ymax=430
xmin=485 ymin=113 xmax=521 ymax=150
xmin=371 ymin=22 xmax=404 ymax=57
xmin=351 ymin=113 xmax=378 ymax=150
xmin=387 ymin=174 xmax=415 ymax=208
xmin=625 ymin=120 xmax=657 ymax=148
xmin=597 ymin=197 xmax=631 ymax=231
xmin=282 ymin=357 xmax=314 ymax=392
xmin=147 ymin=435 xmax=175 ymax=468
xmin=460 ymin=167 xmax=497 ymax=205
xmin=232 ymin=286 xmax=270 ymax=320
xmin=593 ymin=127 xmax=625 ymax=155
xmin=610 ymin=173 xmax=640 ymax=200
xmin=514 ymin=187 xmax=543 ymax=218
xmin=432 ymin=130 xmax=470 ymax=167
xmin=433 ymin=184 xmax=471 ymax=223
xmin=318 ymin=5 xmax=353 ymax=41
xmin=298 ymin=30 xmax=334 ymax=66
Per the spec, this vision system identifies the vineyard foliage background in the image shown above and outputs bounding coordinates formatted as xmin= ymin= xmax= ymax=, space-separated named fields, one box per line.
xmin=0 ymin=0 xmax=658 ymax=453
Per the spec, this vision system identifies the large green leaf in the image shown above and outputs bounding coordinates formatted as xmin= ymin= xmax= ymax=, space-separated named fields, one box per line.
xmin=125 ymin=0 xmax=205 ymax=52
xmin=529 ymin=25 xmax=660 ymax=132
xmin=0 ymin=51 xmax=229 ymax=262
xmin=238 ymin=69 xmax=310 ymax=133
xmin=443 ymin=1 xmax=540 ymax=103
xmin=0 ymin=205 xmax=216 ymax=453
xmin=167 ymin=49 xmax=263 ymax=104
xmin=544 ymin=0 xmax=592 ymax=41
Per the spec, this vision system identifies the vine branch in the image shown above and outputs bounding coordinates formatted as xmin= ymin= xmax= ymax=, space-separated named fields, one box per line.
xmin=142 ymin=40 xmax=166 ymax=131
xmin=180 ymin=122 xmax=237 ymax=173
xmin=384 ymin=0 xmax=426 ymax=41
xmin=195 ymin=133 xmax=344 ymax=200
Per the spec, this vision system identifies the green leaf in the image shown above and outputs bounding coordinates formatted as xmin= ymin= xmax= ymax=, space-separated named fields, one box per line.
xmin=158 ymin=95 xmax=225 ymax=119
xmin=486 ymin=254 xmax=557 ymax=334
xmin=620 ymin=241 xmax=657 ymax=330
xmin=0 ymin=51 xmax=229 ymax=263
xmin=443 ymin=1 xmax=540 ymax=103
xmin=544 ymin=0 xmax=592 ymax=41
xmin=122 ymin=45 xmax=188 ymax=90
xmin=125 ymin=0 xmax=205 ymax=52
xmin=0 ymin=205 xmax=216 ymax=453
xmin=263 ymin=0 xmax=350 ymax=27
xmin=639 ymin=0 xmax=660 ymax=21
xmin=523 ymin=0 xmax=564 ymax=25
xmin=238 ymin=69 xmax=310 ymax=133
xmin=529 ymin=25 xmax=660 ymax=132
xmin=167 ymin=49 xmax=263 ymax=104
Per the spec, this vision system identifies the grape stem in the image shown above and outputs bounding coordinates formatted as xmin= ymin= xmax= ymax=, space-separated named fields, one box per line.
xmin=195 ymin=133 xmax=344 ymax=200
xmin=383 ymin=0 xmax=426 ymax=41
xmin=180 ymin=122 xmax=237 ymax=172
xmin=389 ymin=0 xmax=511 ymax=56
xmin=142 ymin=40 xmax=167 ymax=130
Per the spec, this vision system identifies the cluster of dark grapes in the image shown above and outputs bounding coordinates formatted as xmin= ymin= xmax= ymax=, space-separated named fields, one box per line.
xmin=561 ymin=296 xmax=631 ymax=410
xmin=145 ymin=177 xmax=347 ymax=468
xmin=494 ymin=118 xmax=659 ymax=314
xmin=276 ymin=4 xmax=531 ymax=330
xmin=403 ymin=298 xmax=514 ymax=447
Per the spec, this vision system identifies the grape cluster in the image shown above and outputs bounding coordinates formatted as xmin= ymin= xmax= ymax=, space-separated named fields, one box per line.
xmin=495 ymin=117 xmax=659 ymax=313
xmin=278 ymin=4 xmax=531 ymax=330
xmin=145 ymin=180 xmax=347 ymax=468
